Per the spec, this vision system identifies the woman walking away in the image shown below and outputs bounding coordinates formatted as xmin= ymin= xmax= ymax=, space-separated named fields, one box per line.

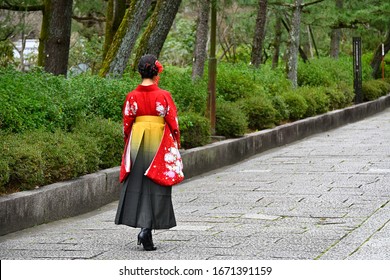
xmin=115 ymin=54 xmax=184 ymax=251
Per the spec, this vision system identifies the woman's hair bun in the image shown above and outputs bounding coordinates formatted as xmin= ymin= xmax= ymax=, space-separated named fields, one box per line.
xmin=138 ymin=54 xmax=158 ymax=79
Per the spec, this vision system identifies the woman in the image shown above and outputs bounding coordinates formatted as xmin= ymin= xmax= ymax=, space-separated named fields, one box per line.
xmin=115 ymin=54 xmax=184 ymax=251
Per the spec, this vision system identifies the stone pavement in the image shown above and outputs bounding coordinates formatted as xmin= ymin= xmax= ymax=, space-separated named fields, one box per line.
xmin=0 ymin=109 xmax=389 ymax=260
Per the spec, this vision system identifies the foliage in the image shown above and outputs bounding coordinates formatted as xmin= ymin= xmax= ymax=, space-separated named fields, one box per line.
xmin=72 ymin=117 xmax=123 ymax=170
xmin=239 ymin=95 xmax=277 ymax=130
xmin=362 ymin=79 xmax=390 ymax=101
xmin=0 ymin=41 xmax=14 ymax=67
xmin=298 ymin=86 xmax=330 ymax=118
xmin=0 ymin=117 xmax=123 ymax=193
xmin=160 ymin=16 xmax=196 ymax=67
xmin=216 ymin=62 xmax=262 ymax=102
xmin=324 ymin=82 xmax=355 ymax=110
xmin=270 ymin=94 xmax=290 ymax=124
xmin=0 ymin=67 xmax=134 ymax=133
xmin=68 ymin=34 xmax=105 ymax=75
xmin=1 ymin=133 xmax=45 ymax=191
xmin=0 ymin=67 xmax=67 ymax=132
xmin=216 ymin=100 xmax=248 ymax=138
xmin=298 ymin=57 xmax=354 ymax=87
xmin=252 ymin=64 xmax=292 ymax=95
xmin=282 ymin=90 xmax=309 ymax=121
xmin=159 ymin=65 xmax=208 ymax=114
xmin=179 ymin=112 xmax=211 ymax=149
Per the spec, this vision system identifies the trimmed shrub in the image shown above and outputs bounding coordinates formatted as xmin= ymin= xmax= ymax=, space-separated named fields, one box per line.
xmin=216 ymin=101 xmax=248 ymax=137
xmin=216 ymin=62 xmax=261 ymax=102
xmin=39 ymin=131 xmax=87 ymax=184
xmin=282 ymin=91 xmax=309 ymax=120
xmin=375 ymin=80 xmax=390 ymax=95
xmin=0 ymin=68 xmax=134 ymax=133
xmin=298 ymin=57 xmax=353 ymax=87
xmin=179 ymin=112 xmax=211 ymax=149
xmin=298 ymin=87 xmax=330 ymax=117
xmin=0 ymin=117 xmax=123 ymax=193
xmin=362 ymin=80 xmax=388 ymax=101
xmin=0 ymin=156 xmax=10 ymax=193
xmin=298 ymin=59 xmax=333 ymax=87
xmin=239 ymin=95 xmax=277 ymax=130
xmin=270 ymin=94 xmax=290 ymax=124
xmin=73 ymin=118 xmax=123 ymax=169
xmin=69 ymin=132 xmax=101 ymax=174
xmin=2 ymin=133 xmax=45 ymax=191
xmin=253 ymin=64 xmax=292 ymax=95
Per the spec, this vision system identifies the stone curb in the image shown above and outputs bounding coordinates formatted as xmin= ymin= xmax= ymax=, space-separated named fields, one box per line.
xmin=1 ymin=94 xmax=389 ymax=236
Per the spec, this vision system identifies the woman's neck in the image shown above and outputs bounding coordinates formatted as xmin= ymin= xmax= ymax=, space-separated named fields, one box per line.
xmin=140 ymin=78 xmax=154 ymax=86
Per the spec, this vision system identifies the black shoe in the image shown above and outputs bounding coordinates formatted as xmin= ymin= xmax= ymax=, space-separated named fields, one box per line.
xmin=137 ymin=228 xmax=157 ymax=251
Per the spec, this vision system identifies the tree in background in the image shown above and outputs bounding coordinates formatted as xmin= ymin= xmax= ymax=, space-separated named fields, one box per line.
xmin=330 ymin=0 xmax=343 ymax=58
xmin=38 ymin=0 xmax=73 ymax=76
xmin=286 ymin=0 xmax=302 ymax=88
xmin=103 ymin=0 xmax=127 ymax=60
xmin=99 ymin=0 xmax=153 ymax=78
xmin=192 ymin=0 xmax=209 ymax=79
xmin=0 ymin=0 xmax=73 ymax=76
xmin=271 ymin=11 xmax=282 ymax=69
xmin=133 ymin=0 xmax=182 ymax=70
xmin=251 ymin=0 xmax=267 ymax=68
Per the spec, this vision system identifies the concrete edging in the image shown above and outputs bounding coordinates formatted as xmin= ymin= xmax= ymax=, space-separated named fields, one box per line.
xmin=1 ymin=94 xmax=390 ymax=236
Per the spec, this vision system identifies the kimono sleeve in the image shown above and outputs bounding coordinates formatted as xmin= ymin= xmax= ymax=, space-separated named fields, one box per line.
xmin=123 ymin=93 xmax=138 ymax=143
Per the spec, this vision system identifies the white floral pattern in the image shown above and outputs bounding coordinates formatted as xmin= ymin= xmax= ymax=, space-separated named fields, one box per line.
xmin=125 ymin=100 xmax=138 ymax=116
xmin=156 ymin=101 xmax=167 ymax=116
xmin=163 ymin=147 xmax=184 ymax=179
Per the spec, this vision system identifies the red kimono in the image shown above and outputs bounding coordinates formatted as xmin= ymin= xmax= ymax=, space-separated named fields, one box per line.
xmin=119 ymin=84 xmax=184 ymax=186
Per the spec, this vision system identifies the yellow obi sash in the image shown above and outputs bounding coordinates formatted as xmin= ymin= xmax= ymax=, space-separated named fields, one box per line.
xmin=127 ymin=116 xmax=165 ymax=167
xmin=135 ymin=116 xmax=165 ymax=124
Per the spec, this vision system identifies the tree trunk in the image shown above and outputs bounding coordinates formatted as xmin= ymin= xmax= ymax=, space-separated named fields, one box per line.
xmin=103 ymin=0 xmax=114 ymax=60
xmin=38 ymin=0 xmax=73 ymax=76
xmin=99 ymin=0 xmax=153 ymax=78
xmin=103 ymin=0 xmax=127 ymax=60
xmin=192 ymin=0 xmax=210 ymax=80
xmin=330 ymin=0 xmax=343 ymax=58
xmin=113 ymin=0 xmax=127 ymax=32
xmin=281 ymin=17 xmax=308 ymax=63
xmin=306 ymin=25 xmax=313 ymax=58
xmin=133 ymin=0 xmax=182 ymax=70
xmin=370 ymin=24 xmax=390 ymax=79
xmin=251 ymin=0 xmax=268 ymax=68
xmin=272 ymin=14 xmax=282 ymax=69
xmin=287 ymin=0 xmax=302 ymax=88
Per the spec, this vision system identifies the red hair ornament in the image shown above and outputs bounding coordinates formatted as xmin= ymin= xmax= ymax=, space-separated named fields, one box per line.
xmin=154 ymin=60 xmax=164 ymax=85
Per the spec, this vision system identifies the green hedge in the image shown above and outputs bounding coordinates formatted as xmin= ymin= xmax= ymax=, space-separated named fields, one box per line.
xmin=179 ymin=112 xmax=211 ymax=149
xmin=362 ymin=79 xmax=390 ymax=101
xmin=0 ymin=67 xmax=134 ymax=133
xmin=216 ymin=101 xmax=248 ymax=137
xmin=0 ymin=117 xmax=122 ymax=193
xmin=239 ymin=95 xmax=277 ymax=130
xmin=216 ymin=62 xmax=262 ymax=102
